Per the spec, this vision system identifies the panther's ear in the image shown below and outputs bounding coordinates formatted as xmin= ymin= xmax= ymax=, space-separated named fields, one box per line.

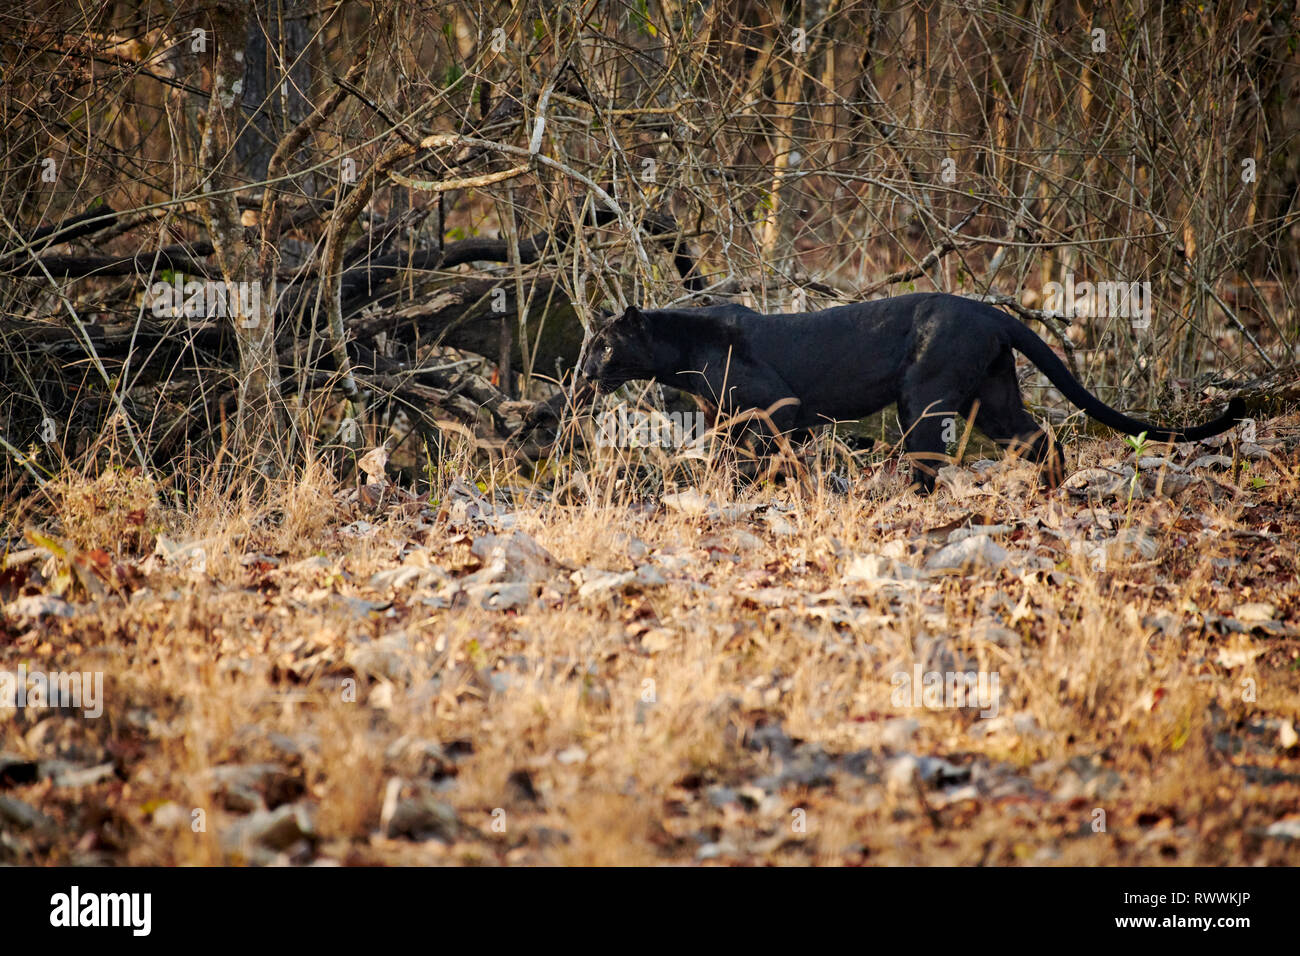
xmin=621 ymin=305 xmax=653 ymax=329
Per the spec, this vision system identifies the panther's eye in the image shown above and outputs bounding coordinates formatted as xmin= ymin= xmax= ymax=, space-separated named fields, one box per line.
xmin=602 ymin=345 xmax=613 ymax=358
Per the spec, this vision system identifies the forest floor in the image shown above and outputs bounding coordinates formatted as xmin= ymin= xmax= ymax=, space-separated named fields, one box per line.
xmin=2 ymin=413 xmax=1299 ymax=865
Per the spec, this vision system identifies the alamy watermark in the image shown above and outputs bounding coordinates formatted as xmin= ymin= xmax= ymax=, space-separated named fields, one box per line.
xmin=50 ymin=886 xmax=150 ymax=936
xmin=148 ymin=277 xmax=261 ymax=327
xmin=1043 ymin=273 xmax=1152 ymax=330
xmin=892 ymin=665 xmax=1000 ymax=718
xmin=0 ymin=665 xmax=104 ymax=718
xmin=596 ymin=403 xmax=710 ymax=449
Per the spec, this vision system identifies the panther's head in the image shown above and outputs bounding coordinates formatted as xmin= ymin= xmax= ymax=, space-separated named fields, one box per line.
xmin=579 ymin=305 xmax=653 ymax=395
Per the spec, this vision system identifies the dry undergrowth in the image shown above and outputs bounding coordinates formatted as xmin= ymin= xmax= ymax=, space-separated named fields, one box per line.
xmin=2 ymin=416 xmax=1299 ymax=866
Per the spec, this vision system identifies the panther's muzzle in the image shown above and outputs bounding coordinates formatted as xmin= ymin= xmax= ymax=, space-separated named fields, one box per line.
xmin=571 ymin=377 xmax=599 ymax=407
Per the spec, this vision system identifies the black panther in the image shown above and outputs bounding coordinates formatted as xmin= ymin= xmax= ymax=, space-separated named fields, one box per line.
xmin=578 ymin=293 xmax=1244 ymax=492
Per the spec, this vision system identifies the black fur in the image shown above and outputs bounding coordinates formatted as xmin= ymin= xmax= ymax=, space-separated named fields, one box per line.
xmin=579 ymin=292 xmax=1244 ymax=492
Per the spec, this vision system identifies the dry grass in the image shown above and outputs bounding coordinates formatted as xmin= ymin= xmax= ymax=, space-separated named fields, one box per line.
xmin=2 ymin=415 xmax=1299 ymax=866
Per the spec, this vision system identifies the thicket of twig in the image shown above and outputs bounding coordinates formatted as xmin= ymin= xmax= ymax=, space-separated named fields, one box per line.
xmin=2 ymin=0 xmax=1297 ymax=504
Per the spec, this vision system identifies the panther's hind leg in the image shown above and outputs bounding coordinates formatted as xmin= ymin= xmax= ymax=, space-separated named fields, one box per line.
xmin=898 ymin=389 xmax=970 ymax=493
xmin=898 ymin=338 xmax=996 ymax=492
xmin=973 ymin=349 xmax=1065 ymax=486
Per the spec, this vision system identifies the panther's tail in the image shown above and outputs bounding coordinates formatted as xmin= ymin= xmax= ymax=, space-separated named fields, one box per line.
xmin=1001 ymin=313 xmax=1244 ymax=442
